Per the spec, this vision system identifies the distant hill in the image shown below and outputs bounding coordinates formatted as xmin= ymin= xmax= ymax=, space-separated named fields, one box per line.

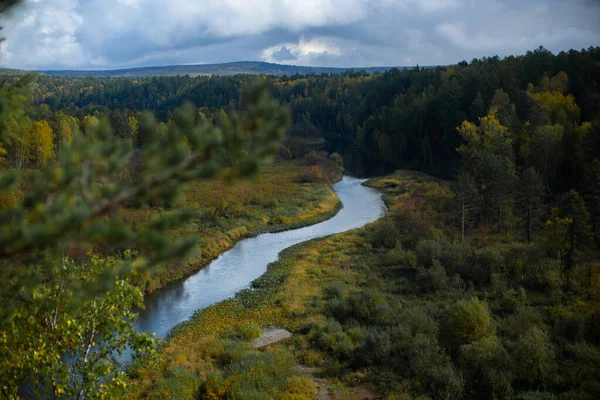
xmin=35 ymin=61 xmax=406 ymax=78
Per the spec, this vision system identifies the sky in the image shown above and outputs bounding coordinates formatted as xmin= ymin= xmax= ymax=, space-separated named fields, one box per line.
xmin=0 ymin=0 xmax=598 ymax=70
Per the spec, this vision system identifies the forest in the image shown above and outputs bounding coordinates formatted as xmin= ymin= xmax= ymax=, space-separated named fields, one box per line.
xmin=0 ymin=45 xmax=599 ymax=399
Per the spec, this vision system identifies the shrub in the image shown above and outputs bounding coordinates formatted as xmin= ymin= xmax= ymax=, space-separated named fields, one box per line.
xmin=459 ymin=336 xmax=511 ymax=382
xmin=397 ymin=307 xmax=438 ymax=337
xmin=329 ymin=152 xmax=343 ymax=166
xmin=324 ymin=282 xmax=346 ymax=300
xmin=471 ymin=247 xmax=505 ymax=286
xmin=443 ymin=297 xmax=494 ymax=351
xmin=328 ymin=289 xmax=398 ymax=326
xmin=416 ymin=239 xmax=444 ymax=267
xmin=499 ymin=288 xmax=527 ymax=313
xmin=370 ymin=217 xmax=400 ymax=249
xmin=353 ymin=327 xmax=393 ymax=368
xmin=221 ymin=341 xmax=253 ymax=365
xmin=296 ymin=165 xmax=327 ymax=183
xmin=312 ymin=320 xmax=354 ymax=361
xmin=283 ymin=376 xmax=317 ymax=399
xmin=562 ymin=342 xmax=600 ymax=398
xmin=238 ymin=322 xmax=262 ymax=341
xmin=0 ymin=187 xmax=22 ymax=211
xmin=514 ymin=327 xmax=555 ymax=386
xmin=383 ymin=246 xmax=417 ymax=267
xmin=416 ymin=260 xmax=448 ymax=292
xmin=201 ymin=350 xmax=302 ymax=400
xmin=426 ymin=364 xmax=465 ymax=400
xmin=499 ymin=307 xmax=546 ymax=340
xmin=304 ymin=150 xmax=323 ymax=165
xmin=146 ymin=367 xmax=201 ymax=400
xmin=552 ymin=310 xmax=588 ymax=343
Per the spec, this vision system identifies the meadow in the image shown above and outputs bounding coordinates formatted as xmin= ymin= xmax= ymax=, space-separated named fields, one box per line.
xmin=127 ymin=170 xmax=600 ymax=400
xmin=114 ymin=160 xmax=341 ymax=293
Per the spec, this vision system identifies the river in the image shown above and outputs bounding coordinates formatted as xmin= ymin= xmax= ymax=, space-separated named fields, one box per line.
xmin=133 ymin=176 xmax=386 ymax=339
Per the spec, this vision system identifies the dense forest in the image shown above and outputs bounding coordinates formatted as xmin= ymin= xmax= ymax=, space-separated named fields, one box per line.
xmin=7 ymin=46 xmax=597 ymax=181
xmin=1 ymin=45 xmax=600 ymax=399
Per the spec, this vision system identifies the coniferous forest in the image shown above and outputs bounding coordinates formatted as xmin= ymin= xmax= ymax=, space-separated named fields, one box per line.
xmin=1 ymin=35 xmax=600 ymax=400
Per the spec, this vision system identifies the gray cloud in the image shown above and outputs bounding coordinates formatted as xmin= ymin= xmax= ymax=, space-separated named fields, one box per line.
xmin=0 ymin=0 xmax=598 ymax=69
xmin=271 ymin=47 xmax=296 ymax=62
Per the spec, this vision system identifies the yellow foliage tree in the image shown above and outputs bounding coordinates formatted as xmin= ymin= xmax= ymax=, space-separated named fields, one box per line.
xmin=7 ymin=116 xmax=33 ymax=169
xmin=83 ymin=115 xmax=99 ymax=137
xmin=457 ymin=112 xmax=512 ymax=158
xmin=58 ymin=117 xmax=73 ymax=144
xmin=30 ymin=120 xmax=55 ymax=167
xmin=528 ymin=72 xmax=580 ymax=126
xmin=128 ymin=115 xmax=139 ymax=145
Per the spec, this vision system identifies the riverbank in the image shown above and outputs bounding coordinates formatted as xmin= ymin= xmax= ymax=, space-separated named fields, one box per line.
xmin=116 ymin=160 xmax=342 ymax=293
xmin=128 ymin=168 xmax=600 ymax=400
xmin=125 ymin=176 xmax=385 ymax=398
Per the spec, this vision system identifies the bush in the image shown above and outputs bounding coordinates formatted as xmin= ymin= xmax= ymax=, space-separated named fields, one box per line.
xmin=499 ymin=287 xmax=527 ymax=313
xmin=353 ymin=327 xmax=394 ymax=368
xmin=499 ymin=307 xmax=546 ymax=340
xmin=370 ymin=217 xmax=400 ymax=249
xmin=312 ymin=320 xmax=354 ymax=361
xmin=443 ymin=297 xmax=495 ymax=351
xmin=146 ymin=367 xmax=201 ymax=400
xmin=514 ymin=327 xmax=555 ymax=386
xmin=426 ymin=364 xmax=465 ymax=400
xmin=416 ymin=239 xmax=444 ymax=267
xmin=459 ymin=335 xmax=512 ymax=397
xmin=0 ymin=187 xmax=22 ymax=211
xmin=416 ymin=260 xmax=448 ymax=292
xmin=328 ymin=289 xmax=398 ymax=326
xmin=296 ymin=165 xmax=327 ymax=183
xmin=324 ymin=282 xmax=347 ymax=300
xmin=238 ymin=322 xmax=262 ymax=341
xmin=383 ymin=246 xmax=417 ymax=267
xmin=201 ymin=349 xmax=303 ymax=400
xmin=470 ymin=247 xmax=505 ymax=286
xmin=397 ymin=307 xmax=438 ymax=337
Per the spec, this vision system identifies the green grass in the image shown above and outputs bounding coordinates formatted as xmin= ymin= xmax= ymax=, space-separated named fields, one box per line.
xmin=127 ymin=169 xmax=600 ymax=400
xmin=115 ymin=160 xmax=341 ymax=293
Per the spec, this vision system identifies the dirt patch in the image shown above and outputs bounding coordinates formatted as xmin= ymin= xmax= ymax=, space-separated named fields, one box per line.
xmin=252 ymin=328 xmax=293 ymax=348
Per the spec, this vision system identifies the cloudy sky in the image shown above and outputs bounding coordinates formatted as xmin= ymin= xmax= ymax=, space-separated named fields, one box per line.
xmin=0 ymin=0 xmax=598 ymax=70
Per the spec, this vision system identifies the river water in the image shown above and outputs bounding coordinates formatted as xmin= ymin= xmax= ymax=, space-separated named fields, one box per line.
xmin=133 ymin=176 xmax=386 ymax=339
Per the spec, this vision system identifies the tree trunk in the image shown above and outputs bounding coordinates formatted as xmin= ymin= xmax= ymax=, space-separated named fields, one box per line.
xmin=497 ymin=206 xmax=502 ymax=234
xmin=461 ymin=204 xmax=465 ymax=249
xmin=527 ymin=205 xmax=532 ymax=242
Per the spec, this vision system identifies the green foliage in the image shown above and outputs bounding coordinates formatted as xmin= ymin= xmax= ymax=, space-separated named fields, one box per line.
xmin=0 ymin=256 xmax=156 ymax=399
xmin=443 ymin=298 xmax=495 ymax=351
xmin=370 ymin=216 xmax=400 ymax=248
xmin=237 ymin=322 xmax=262 ymax=341
xmin=2 ymin=40 xmax=599 ymax=400
xmin=145 ymin=367 xmax=201 ymax=400
xmin=0 ymin=81 xmax=289 ymax=398
xmin=200 ymin=349 xmax=314 ymax=400
xmin=514 ymin=327 xmax=555 ymax=385
xmin=327 ymin=288 xmax=399 ymax=326
xmin=517 ymin=167 xmax=545 ymax=242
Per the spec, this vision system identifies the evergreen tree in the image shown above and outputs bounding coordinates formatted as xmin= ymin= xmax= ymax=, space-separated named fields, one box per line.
xmin=560 ymin=190 xmax=591 ymax=288
xmin=517 ymin=167 xmax=545 ymax=242
xmin=583 ymin=159 xmax=600 ymax=247
xmin=469 ymin=91 xmax=485 ymax=122
xmin=0 ymin=83 xmax=288 ymax=398
xmin=453 ymin=170 xmax=480 ymax=248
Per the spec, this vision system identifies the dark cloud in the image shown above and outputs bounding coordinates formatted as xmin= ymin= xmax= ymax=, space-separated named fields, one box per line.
xmin=271 ymin=47 xmax=296 ymax=61
xmin=0 ymin=0 xmax=598 ymax=69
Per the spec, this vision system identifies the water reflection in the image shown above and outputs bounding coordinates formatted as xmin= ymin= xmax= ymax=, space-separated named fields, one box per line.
xmin=133 ymin=176 xmax=385 ymax=339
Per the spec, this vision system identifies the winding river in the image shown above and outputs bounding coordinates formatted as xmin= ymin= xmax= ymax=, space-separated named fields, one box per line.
xmin=133 ymin=176 xmax=386 ymax=339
